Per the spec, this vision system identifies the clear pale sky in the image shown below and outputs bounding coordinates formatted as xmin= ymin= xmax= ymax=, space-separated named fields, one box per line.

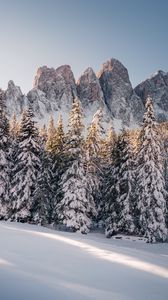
xmin=0 ymin=0 xmax=167 ymax=93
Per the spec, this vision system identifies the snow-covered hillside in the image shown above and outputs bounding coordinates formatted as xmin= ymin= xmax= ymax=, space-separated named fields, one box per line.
xmin=0 ymin=222 xmax=168 ymax=300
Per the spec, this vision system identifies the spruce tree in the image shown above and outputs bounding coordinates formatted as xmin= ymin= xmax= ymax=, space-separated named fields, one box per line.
xmin=39 ymin=124 xmax=47 ymax=144
xmin=57 ymin=98 xmax=96 ymax=233
xmin=101 ymin=123 xmax=116 ymax=166
xmin=112 ymin=130 xmax=135 ymax=235
xmin=8 ymin=113 xmax=20 ymax=218
xmin=159 ymin=122 xmax=168 ymax=227
xmin=85 ymin=109 xmax=104 ymax=221
xmin=32 ymin=122 xmax=52 ymax=224
xmin=33 ymin=117 xmax=56 ymax=224
xmin=0 ymin=92 xmax=10 ymax=219
xmin=42 ymin=114 xmax=66 ymax=225
xmin=10 ymin=108 xmax=41 ymax=222
xmin=105 ymin=132 xmax=122 ymax=237
xmin=51 ymin=114 xmax=66 ymax=223
xmin=101 ymin=123 xmax=117 ymax=226
xmin=33 ymin=150 xmax=53 ymax=225
xmin=136 ymin=97 xmax=167 ymax=242
xmin=46 ymin=115 xmax=56 ymax=154
xmin=9 ymin=112 xmax=20 ymax=138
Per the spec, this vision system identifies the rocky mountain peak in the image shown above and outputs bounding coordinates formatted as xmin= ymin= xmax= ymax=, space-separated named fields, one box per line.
xmin=149 ymin=70 xmax=168 ymax=89
xmin=77 ymin=67 xmax=104 ymax=110
xmin=98 ymin=58 xmax=131 ymax=86
xmin=97 ymin=58 xmax=134 ymax=125
xmin=80 ymin=67 xmax=96 ymax=80
xmin=7 ymin=80 xmax=22 ymax=94
xmin=34 ymin=65 xmax=75 ymax=90
xmin=7 ymin=80 xmax=16 ymax=89
xmin=134 ymin=70 xmax=168 ymax=121
xmin=1 ymin=58 xmax=168 ymax=130
xmin=31 ymin=64 xmax=77 ymax=112
xmin=56 ymin=65 xmax=74 ymax=80
xmin=5 ymin=80 xmax=25 ymax=116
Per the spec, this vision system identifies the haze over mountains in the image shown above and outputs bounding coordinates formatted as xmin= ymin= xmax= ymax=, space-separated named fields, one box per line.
xmin=1 ymin=58 xmax=168 ymax=129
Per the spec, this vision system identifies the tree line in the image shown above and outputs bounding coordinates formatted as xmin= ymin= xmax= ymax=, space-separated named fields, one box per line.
xmin=0 ymin=92 xmax=168 ymax=243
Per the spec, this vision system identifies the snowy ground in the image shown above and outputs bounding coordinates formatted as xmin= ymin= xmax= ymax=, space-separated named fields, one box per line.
xmin=0 ymin=222 xmax=168 ymax=300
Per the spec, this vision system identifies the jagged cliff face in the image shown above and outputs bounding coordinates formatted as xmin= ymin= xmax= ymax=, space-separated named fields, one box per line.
xmin=77 ymin=67 xmax=104 ymax=109
xmin=98 ymin=59 xmax=132 ymax=116
xmin=76 ymin=67 xmax=108 ymax=125
xmin=33 ymin=65 xmax=77 ymax=111
xmin=98 ymin=58 xmax=144 ymax=126
xmin=134 ymin=71 xmax=168 ymax=122
xmin=1 ymin=58 xmax=168 ymax=129
xmin=4 ymin=80 xmax=26 ymax=117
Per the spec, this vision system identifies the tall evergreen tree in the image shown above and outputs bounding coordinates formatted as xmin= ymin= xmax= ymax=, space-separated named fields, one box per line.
xmin=51 ymin=114 xmax=66 ymax=223
xmin=33 ymin=149 xmax=53 ymax=225
xmin=105 ymin=132 xmax=123 ymax=237
xmin=85 ymin=109 xmax=104 ymax=220
xmin=105 ymin=129 xmax=135 ymax=237
xmin=159 ymin=121 xmax=168 ymax=227
xmin=100 ymin=123 xmax=117 ymax=225
xmin=10 ymin=108 xmax=41 ymax=222
xmin=32 ymin=123 xmax=53 ymax=224
xmin=46 ymin=115 xmax=56 ymax=154
xmin=39 ymin=124 xmax=47 ymax=144
xmin=8 ymin=113 xmax=20 ymax=218
xmin=9 ymin=112 xmax=20 ymax=138
xmin=0 ymin=92 xmax=10 ymax=219
xmin=136 ymin=97 xmax=167 ymax=242
xmin=101 ymin=123 xmax=117 ymax=166
xmin=33 ymin=117 xmax=56 ymax=224
xmin=57 ymin=99 xmax=96 ymax=233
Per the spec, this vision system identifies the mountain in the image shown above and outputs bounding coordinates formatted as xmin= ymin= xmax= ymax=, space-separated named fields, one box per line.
xmin=1 ymin=80 xmax=26 ymax=117
xmin=134 ymin=70 xmax=168 ymax=122
xmin=77 ymin=67 xmax=104 ymax=109
xmin=98 ymin=58 xmax=145 ymax=127
xmin=1 ymin=58 xmax=168 ymax=129
xmin=33 ymin=65 xmax=77 ymax=111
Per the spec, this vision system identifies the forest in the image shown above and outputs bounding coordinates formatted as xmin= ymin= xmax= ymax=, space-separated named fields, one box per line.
xmin=0 ymin=93 xmax=168 ymax=243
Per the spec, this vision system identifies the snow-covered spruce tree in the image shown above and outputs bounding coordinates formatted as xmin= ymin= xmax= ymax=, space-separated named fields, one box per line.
xmin=32 ymin=123 xmax=53 ymax=225
xmin=0 ymin=91 xmax=11 ymax=219
xmin=107 ymin=129 xmax=135 ymax=236
xmin=159 ymin=121 xmax=168 ymax=227
xmin=105 ymin=132 xmax=124 ymax=237
xmin=39 ymin=124 xmax=47 ymax=144
xmin=85 ymin=109 xmax=104 ymax=222
xmin=46 ymin=115 xmax=56 ymax=153
xmin=101 ymin=123 xmax=117 ymax=166
xmin=136 ymin=97 xmax=167 ymax=242
xmin=57 ymin=98 xmax=96 ymax=233
xmin=35 ymin=115 xmax=57 ymax=223
xmin=100 ymin=123 xmax=117 ymax=225
xmin=41 ymin=114 xmax=66 ymax=225
xmin=9 ymin=113 xmax=20 ymax=168
xmin=51 ymin=114 xmax=66 ymax=224
xmin=8 ymin=113 xmax=20 ymax=218
xmin=33 ymin=147 xmax=53 ymax=225
xmin=9 ymin=112 xmax=20 ymax=138
xmin=10 ymin=108 xmax=41 ymax=222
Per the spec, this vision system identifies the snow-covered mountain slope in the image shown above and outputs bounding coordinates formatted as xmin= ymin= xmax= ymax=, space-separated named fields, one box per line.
xmin=0 ymin=222 xmax=168 ymax=300
xmin=1 ymin=58 xmax=168 ymax=130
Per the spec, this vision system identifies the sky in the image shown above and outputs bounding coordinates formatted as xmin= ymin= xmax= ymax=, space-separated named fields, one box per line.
xmin=0 ymin=0 xmax=168 ymax=93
